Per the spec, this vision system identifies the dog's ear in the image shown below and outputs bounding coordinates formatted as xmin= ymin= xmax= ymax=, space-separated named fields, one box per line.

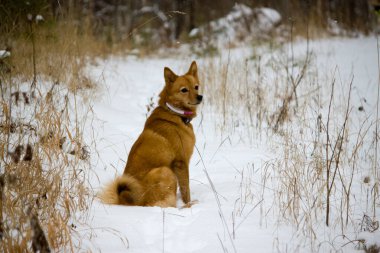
xmin=164 ymin=67 xmax=178 ymax=85
xmin=187 ymin=61 xmax=198 ymax=77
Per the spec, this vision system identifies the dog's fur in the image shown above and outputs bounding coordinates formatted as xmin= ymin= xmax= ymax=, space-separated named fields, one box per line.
xmin=99 ymin=61 xmax=202 ymax=207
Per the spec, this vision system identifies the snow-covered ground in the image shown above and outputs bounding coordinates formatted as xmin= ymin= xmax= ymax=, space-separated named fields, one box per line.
xmin=78 ymin=36 xmax=380 ymax=252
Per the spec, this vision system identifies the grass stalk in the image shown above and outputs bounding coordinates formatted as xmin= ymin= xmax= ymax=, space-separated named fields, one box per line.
xmin=374 ymin=35 xmax=380 ymax=219
xmin=195 ymin=145 xmax=237 ymax=253
xmin=29 ymin=17 xmax=37 ymax=89
xmin=325 ymin=76 xmax=335 ymax=227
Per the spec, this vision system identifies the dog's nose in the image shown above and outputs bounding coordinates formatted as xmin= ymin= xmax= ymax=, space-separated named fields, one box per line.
xmin=197 ymin=95 xmax=203 ymax=102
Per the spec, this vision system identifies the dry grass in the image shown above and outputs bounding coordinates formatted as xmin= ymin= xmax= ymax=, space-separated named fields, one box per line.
xmin=200 ymin=37 xmax=379 ymax=251
xmin=200 ymin=57 xmax=266 ymax=140
xmin=200 ymin=41 xmax=312 ymax=139
xmin=0 ymin=78 xmax=93 ymax=251
xmin=4 ymin=19 xmax=107 ymax=91
xmin=0 ymin=18 xmax=97 ymax=252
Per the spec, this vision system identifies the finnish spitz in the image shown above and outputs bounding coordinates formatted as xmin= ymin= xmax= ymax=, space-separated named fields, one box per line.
xmin=99 ymin=61 xmax=202 ymax=207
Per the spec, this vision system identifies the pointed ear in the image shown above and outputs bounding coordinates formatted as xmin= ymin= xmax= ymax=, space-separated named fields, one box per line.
xmin=187 ymin=61 xmax=198 ymax=77
xmin=164 ymin=67 xmax=178 ymax=84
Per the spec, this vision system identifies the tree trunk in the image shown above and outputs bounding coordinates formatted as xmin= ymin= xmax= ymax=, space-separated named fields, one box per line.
xmin=174 ymin=0 xmax=185 ymax=39
xmin=188 ymin=0 xmax=195 ymax=32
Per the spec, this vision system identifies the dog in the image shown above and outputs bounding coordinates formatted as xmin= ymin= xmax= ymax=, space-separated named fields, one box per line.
xmin=99 ymin=61 xmax=202 ymax=208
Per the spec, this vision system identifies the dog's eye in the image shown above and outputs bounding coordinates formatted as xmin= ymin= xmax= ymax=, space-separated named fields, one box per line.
xmin=180 ymin=87 xmax=189 ymax=93
xmin=195 ymin=85 xmax=199 ymax=90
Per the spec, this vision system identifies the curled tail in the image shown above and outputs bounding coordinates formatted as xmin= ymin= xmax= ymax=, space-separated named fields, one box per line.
xmin=98 ymin=175 xmax=143 ymax=205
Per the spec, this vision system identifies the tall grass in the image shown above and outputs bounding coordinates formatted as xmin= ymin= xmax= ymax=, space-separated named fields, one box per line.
xmin=0 ymin=16 xmax=98 ymax=252
xmin=200 ymin=37 xmax=379 ymax=251
xmin=7 ymin=21 xmax=106 ymax=90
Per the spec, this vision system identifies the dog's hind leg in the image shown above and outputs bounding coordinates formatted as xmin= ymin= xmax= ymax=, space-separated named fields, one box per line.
xmin=142 ymin=167 xmax=177 ymax=207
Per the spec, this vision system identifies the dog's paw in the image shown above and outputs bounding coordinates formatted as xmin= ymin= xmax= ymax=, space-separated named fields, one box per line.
xmin=180 ymin=200 xmax=199 ymax=209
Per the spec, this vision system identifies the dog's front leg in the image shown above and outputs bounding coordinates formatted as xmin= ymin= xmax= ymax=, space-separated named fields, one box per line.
xmin=172 ymin=161 xmax=190 ymax=204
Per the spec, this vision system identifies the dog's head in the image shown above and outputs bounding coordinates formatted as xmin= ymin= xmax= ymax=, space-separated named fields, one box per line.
xmin=159 ymin=61 xmax=203 ymax=118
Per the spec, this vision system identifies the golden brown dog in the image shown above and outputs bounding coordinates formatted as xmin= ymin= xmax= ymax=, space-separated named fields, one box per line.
xmin=99 ymin=61 xmax=202 ymax=207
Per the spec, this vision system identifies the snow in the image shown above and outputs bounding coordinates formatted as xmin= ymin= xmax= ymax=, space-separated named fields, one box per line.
xmin=359 ymin=231 xmax=380 ymax=247
xmin=189 ymin=4 xmax=282 ymax=48
xmin=0 ymin=50 xmax=10 ymax=59
xmin=254 ymin=7 xmax=282 ymax=32
xmin=35 ymin=14 xmax=44 ymax=23
xmin=79 ymin=36 xmax=380 ymax=252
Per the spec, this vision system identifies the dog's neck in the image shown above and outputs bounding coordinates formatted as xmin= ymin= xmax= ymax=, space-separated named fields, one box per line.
xmin=165 ymin=102 xmax=193 ymax=124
